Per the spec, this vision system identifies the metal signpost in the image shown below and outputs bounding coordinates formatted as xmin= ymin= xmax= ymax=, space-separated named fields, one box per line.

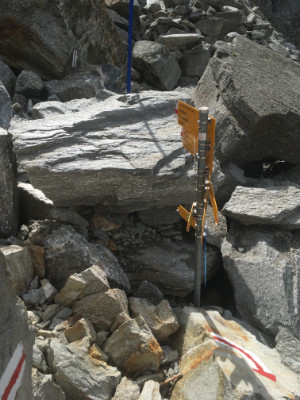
xmin=176 ymin=101 xmax=218 ymax=308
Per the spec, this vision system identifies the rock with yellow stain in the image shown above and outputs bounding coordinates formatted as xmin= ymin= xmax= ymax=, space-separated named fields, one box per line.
xmin=170 ymin=307 xmax=300 ymax=400
xmin=103 ymin=316 xmax=163 ymax=377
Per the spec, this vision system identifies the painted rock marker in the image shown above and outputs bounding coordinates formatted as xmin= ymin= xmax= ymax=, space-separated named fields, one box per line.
xmin=0 ymin=343 xmax=26 ymax=400
xmin=210 ymin=332 xmax=276 ymax=382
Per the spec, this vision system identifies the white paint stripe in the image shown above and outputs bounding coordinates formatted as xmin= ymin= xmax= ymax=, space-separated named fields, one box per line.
xmin=210 ymin=333 xmax=272 ymax=374
xmin=0 ymin=344 xmax=24 ymax=398
xmin=7 ymin=360 xmax=26 ymax=400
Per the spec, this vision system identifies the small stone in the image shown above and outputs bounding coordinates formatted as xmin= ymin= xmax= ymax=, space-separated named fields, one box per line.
xmin=43 ymin=304 xmax=61 ymax=322
xmin=112 ymin=377 xmax=140 ymax=400
xmin=89 ymin=343 xmax=108 ymax=363
xmin=64 ymin=317 xmax=96 ymax=344
xmin=54 ymin=307 xmax=73 ymax=320
xmin=138 ymin=380 xmax=162 ymax=400
xmin=49 ymin=318 xmax=65 ymax=330
xmin=161 ymin=345 xmax=178 ymax=365
xmin=40 ymin=279 xmax=57 ymax=302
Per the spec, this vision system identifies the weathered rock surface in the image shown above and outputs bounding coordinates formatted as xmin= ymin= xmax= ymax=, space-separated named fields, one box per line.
xmin=0 ymin=245 xmax=34 ymax=296
xmin=73 ymin=288 xmax=129 ymax=331
xmin=275 ymin=326 xmax=300 ymax=374
xmin=0 ymin=0 xmax=126 ymax=78
xmin=132 ymin=41 xmax=181 ymax=90
xmin=221 ymin=224 xmax=300 ymax=338
xmin=0 ymin=251 xmax=34 ymax=400
xmin=0 ymin=82 xmax=12 ymax=129
xmin=126 ymin=241 xmax=221 ymax=296
xmin=55 ymin=264 xmax=110 ymax=306
xmin=0 ymin=129 xmax=18 ymax=238
xmin=32 ymin=369 xmax=66 ymax=400
xmin=45 ymin=66 xmax=119 ymax=102
xmin=47 ymin=339 xmax=121 ymax=400
xmin=133 ymin=281 xmax=164 ymax=305
xmin=15 ymin=70 xmax=44 ymax=99
xmin=64 ymin=317 xmax=96 ymax=344
xmin=10 ymin=91 xmax=204 ymax=212
xmin=112 ymin=377 xmax=140 ymax=400
xmin=103 ymin=316 xmax=163 ymax=377
xmin=170 ymin=307 xmax=300 ymax=400
xmin=222 ymin=184 xmax=300 ymax=228
xmin=193 ymin=36 xmax=300 ymax=166
xmin=179 ymin=46 xmax=211 ymax=78
xmin=44 ymin=224 xmax=130 ymax=291
xmin=156 ymin=33 xmax=203 ymax=51
xmin=0 ymin=59 xmax=16 ymax=96
xmin=138 ymin=380 xmax=161 ymax=400
xmin=129 ymin=298 xmax=179 ymax=342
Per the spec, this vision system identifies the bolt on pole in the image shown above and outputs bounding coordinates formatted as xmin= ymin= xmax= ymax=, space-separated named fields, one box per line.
xmin=194 ymin=107 xmax=209 ymax=308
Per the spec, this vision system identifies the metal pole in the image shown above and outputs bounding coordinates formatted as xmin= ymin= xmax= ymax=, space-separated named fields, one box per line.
xmin=127 ymin=0 xmax=134 ymax=93
xmin=194 ymin=107 xmax=209 ymax=308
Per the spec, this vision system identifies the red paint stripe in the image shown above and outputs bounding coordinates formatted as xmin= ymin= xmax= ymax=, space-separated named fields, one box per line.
xmin=2 ymin=350 xmax=26 ymax=400
xmin=175 ymin=109 xmax=178 ymax=114
xmin=212 ymin=335 xmax=276 ymax=382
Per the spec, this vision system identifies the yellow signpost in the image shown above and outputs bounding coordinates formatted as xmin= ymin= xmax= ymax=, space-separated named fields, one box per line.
xmin=176 ymin=100 xmax=218 ymax=307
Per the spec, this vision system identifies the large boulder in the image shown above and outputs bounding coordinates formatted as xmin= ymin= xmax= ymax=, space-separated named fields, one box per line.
xmin=44 ymin=224 xmax=130 ymax=291
xmin=221 ymin=224 xmax=300 ymax=339
xmin=0 ymin=60 xmax=16 ymax=96
xmin=170 ymin=308 xmax=300 ymax=400
xmin=0 ymin=0 xmax=126 ymax=78
xmin=0 ymin=251 xmax=34 ymax=400
xmin=10 ymin=91 xmax=207 ymax=212
xmin=222 ymin=184 xmax=300 ymax=229
xmin=132 ymin=41 xmax=182 ymax=90
xmin=125 ymin=241 xmax=221 ymax=296
xmin=0 ymin=129 xmax=18 ymax=238
xmin=47 ymin=339 xmax=121 ymax=400
xmin=0 ymin=82 xmax=12 ymax=129
xmin=193 ymin=36 xmax=300 ymax=167
xmin=103 ymin=316 xmax=163 ymax=377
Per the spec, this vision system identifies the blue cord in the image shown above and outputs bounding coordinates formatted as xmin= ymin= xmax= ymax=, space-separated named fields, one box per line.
xmin=127 ymin=0 xmax=134 ymax=94
xmin=204 ymin=224 xmax=207 ymax=287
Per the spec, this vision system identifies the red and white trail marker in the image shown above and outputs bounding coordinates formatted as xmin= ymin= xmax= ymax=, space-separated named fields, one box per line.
xmin=0 ymin=343 xmax=26 ymax=400
xmin=210 ymin=332 xmax=276 ymax=382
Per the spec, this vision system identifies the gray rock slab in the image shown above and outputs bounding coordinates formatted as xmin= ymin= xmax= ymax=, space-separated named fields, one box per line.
xmin=103 ymin=315 xmax=163 ymax=377
xmin=45 ymin=66 xmax=115 ymax=102
xmin=0 ymin=129 xmax=18 ymax=238
xmin=133 ymin=42 xmax=181 ymax=90
xmin=0 ymin=251 xmax=34 ymax=400
xmin=179 ymin=46 xmax=210 ymax=77
xmin=222 ymin=185 xmax=300 ymax=229
xmin=0 ymin=0 xmax=126 ymax=78
xmin=0 ymin=82 xmax=12 ymax=129
xmin=44 ymin=224 xmax=130 ymax=291
xmin=112 ymin=376 xmax=140 ymax=400
xmin=73 ymin=288 xmax=129 ymax=331
xmin=193 ymin=36 xmax=300 ymax=166
xmin=47 ymin=339 xmax=121 ymax=400
xmin=0 ymin=59 xmax=16 ymax=96
xmin=54 ymin=264 xmax=110 ymax=307
xmin=138 ymin=380 xmax=161 ymax=400
xmin=275 ymin=327 xmax=300 ymax=374
xmin=32 ymin=369 xmax=66 ymax=400
xmin=156 ymin=33 xmax=203 ymax=51
xmin=10 ymin=91 xmax=201 ymax=212
xmin=170 ymin=308 xmax=300 ymax=400
xmin=126 ymin=241 xmax=221 ymax=296
xmin=221 ymin=224 xmax=300 ymax=338
xmin=0 ymin=245 xmax=34 ymax=296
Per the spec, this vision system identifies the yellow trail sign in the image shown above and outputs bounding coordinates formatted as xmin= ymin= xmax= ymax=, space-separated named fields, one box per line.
xmin=176 ymin=100 xmax=216 ymax=165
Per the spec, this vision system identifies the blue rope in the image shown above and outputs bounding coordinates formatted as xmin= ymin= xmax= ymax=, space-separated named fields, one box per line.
xmin=127 ymin=0 xmax=134 ymax=94
xmin=204 ymin=224 xmax=207 ymax=287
